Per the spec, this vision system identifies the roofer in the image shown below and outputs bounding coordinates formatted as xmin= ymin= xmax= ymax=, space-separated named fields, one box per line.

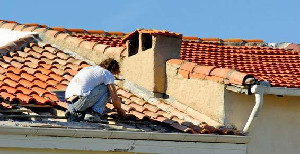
xmin=65 ymin=58 xmax=126 ymax=122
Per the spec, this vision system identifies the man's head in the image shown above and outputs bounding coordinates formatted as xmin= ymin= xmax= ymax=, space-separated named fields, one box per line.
xmin=99 ymin=58 xmax=120 ymax=75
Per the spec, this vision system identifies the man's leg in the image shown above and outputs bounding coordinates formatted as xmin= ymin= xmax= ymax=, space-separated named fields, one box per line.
xmin=66 ymin=97 xmax=86 ymax=122
xmin=69 ymin=85 xmax=107 ymax=111
xmin=66 ymin=84 xmax=109 ymax=122
xmin=92 ymin=85 xmax=109 ymax=115
xmin=84 ymin=84 xmax=110 ymax=122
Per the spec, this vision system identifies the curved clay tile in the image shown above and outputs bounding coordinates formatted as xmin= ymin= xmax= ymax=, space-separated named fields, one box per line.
xmin=19 ymin=79 xmax=34 ymax=88
xmin=16 ymin=93 xmax=36 ymax=104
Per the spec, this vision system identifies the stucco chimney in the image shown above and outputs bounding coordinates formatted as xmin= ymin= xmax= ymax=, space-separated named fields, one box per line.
xmin=120 ymin=29 xmax=182 ymax=95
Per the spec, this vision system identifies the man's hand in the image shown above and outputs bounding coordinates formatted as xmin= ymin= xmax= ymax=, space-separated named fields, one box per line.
xmin=117 ymin=108 xmax=127 ymax=117
xmin=108 ymin=84 xmax=127 ymax=118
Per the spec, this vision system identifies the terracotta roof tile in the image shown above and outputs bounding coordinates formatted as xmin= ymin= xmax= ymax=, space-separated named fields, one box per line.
xmin=129 ymin=110 xmax=149 ymax=120
xmin=86 ymin=30 xmax=105 ymax=34
xmin=182 ymin=36 xmax=200 ymax=40
xmin=16 ymin=93 xmax=36 ymax=104
xmin=0 ymin=102 xmax=13 ymax=109
xmin=79 ymin=41 xmax=98 ymax=50
xmin=180 ymin=62 xmax=197 ymax=72
xmin=178 ymin=69 xmax=190 ymax=78
xmin=144 ymin=103 xmax=161 ymax=113
xmin=93 ymin=44 xmax=110 ymax=53
xmin=193 ymin=65 xmax=216 ymax=76
xmin=156 ymin=111 xmax=175 ymax=119
xmin=19 ymin=79 xmax=34 ymax=88
xmin=22 ymin=26 xmax=38 ymax=32
xmin=107 ymin=31 xmax=124 ymax=36
xmin=166 ymin=59 xmax=184 ymax=65
xmin=17 ymin=87 xmax=37 ymax=95
xmin=13 ymin=25 xmax=26 ymax=31
xmin=51 ymin=27 xmax=66 ymax=32
xmin=67 ymin=28 xmax=85 ymax=33
xmin=104 ymin=47 xmax=126 ymax=57
xmin=117 ymin=89 xmax=134 ymax=98
xmin=0 ymin=92 xmax=15 ymax=102
xmin=6 ymin=73 xmax=21 ymax=81
xmin=190 ymin=72 xmax=206 ymax=80
xmin=1 ymin=23 xmax=18 ymax=30
xmin=200 ymin=38 xmax=220 ymax=42
xmin=33 ymin=28 xmax=47 ymax=33
xmin=243 ymin=39 xmax=263 ymax=43
xmin=222 ymin=38 xmax=243 ymax=42
xmin=130 ymin=96 xmax=146 ymax=106
xmin=23 ymin=23 xmax=39 ymax=26
xmin=45 ymin=30 xmax=61 ymax=38
xmin=210 ymin=68 xmax=232 ymax=78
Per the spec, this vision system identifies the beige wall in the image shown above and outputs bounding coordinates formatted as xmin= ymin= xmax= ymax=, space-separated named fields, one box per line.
xmin=120 ymin=34 xmax=181 ymax=93
xmin=165 ymin=62 xmax=226 ymax=124
xmin=224 ymin=91 xmax=300 ymax=154
xmin=120 ymin=47 xmax=155 ymax=93
xmin=153 ymin=35 xmax=181 ymax=93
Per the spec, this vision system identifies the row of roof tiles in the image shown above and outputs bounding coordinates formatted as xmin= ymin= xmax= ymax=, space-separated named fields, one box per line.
xmin=182 ymin=36 xmax=264 ymax=44
xmin=167 ymin=59 xmax=255 ymax=86
xmin=0 ymin=20 xmax=126 ymax=37
xmin=180 ymin=41 xmax=300 ymax=88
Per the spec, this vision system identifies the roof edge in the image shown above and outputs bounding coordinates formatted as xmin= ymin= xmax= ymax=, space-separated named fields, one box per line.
xmin=252 ymin=85 xmax=300 ymax=96
xmin=0 ymin=125 xmax=251 ymax=143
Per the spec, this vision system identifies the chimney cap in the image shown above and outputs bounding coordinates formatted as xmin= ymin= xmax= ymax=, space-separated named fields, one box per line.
xmin=122 ymin=29 xmax=182 ymax=43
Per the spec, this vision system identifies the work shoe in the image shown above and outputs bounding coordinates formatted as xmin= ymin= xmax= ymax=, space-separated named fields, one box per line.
xmin=65 ymin=111 xmax=85 ymax=122
xmin=84 ymin=110 xmax=108 ymax=124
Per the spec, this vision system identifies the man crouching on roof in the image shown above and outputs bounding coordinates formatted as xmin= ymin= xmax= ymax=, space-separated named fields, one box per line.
xmin=65 ymin=58 xmax=126 ymax=122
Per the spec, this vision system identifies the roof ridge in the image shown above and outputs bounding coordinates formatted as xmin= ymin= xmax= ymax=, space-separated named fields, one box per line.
xmin=182 ymin=36 xmax=264 ymax=46
xmin=0 ymin=20 xmax=126 ymax=38
xmin=0 ymin=19 xmax=266 ymax=48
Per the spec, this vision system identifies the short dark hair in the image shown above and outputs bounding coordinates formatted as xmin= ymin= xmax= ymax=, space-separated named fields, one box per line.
xmin=99 ymin=58 xmax=120 ymax=75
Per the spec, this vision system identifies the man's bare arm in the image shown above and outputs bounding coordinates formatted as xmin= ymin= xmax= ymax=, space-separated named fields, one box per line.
xmin=108 ymin=84 xmax=126 ymax=116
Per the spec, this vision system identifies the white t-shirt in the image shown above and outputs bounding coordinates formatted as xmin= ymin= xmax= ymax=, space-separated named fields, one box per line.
xmin=65 ymin=66 xmax=114 ymax=98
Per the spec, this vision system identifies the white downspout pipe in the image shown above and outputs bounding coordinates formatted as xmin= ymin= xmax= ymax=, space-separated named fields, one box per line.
xmin=242 ymin=85 xmax=300 ymax=134
xmin=243 ymin=85 xmax=264 ymax=134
